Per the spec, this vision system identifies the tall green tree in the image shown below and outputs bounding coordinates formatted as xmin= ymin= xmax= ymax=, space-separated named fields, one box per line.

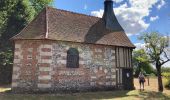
xmin=133 ymin=49 xmax=154 ymax=77
xmin=139 ymin=32 xmax=170 ymax=92
xmin=0 ymin=0 xmax=53 ymax=40
xmin=0 ymin=0 xmax=53 ymax=84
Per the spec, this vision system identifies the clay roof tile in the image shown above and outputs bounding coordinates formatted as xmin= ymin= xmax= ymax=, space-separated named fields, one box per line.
xmin=11 ymin=6 xmax=135 ymax=48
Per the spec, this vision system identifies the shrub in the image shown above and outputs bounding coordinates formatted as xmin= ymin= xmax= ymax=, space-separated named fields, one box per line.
xmin=162 ymin=72 xmax=170 ymax=89
xmin=150 ymin=73 xmax=156 ymax=77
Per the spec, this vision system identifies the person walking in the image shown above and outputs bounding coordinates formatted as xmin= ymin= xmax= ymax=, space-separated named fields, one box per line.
xmin=138 ymin=72 xmax=145 ymax=91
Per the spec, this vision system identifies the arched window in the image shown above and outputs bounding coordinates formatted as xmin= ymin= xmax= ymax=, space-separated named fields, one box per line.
xmin=67 ymin=48 xmax=79 ymax=68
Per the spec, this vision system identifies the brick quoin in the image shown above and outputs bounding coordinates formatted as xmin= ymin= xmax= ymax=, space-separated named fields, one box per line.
xmin=41 ymin=48 xmax=52 ymax=52
xmin=12 ymin=71 xmax=19 ymax=75
xmin=38 ymin=63 xmax=51 ymax=67
xmin=12 ymin=79 xmax=19 ymax=83
xmin=41 ymin=56 xmax=52 ymax=59
xmin=15 ymin=48 xmax=20 ymax=52
xmin=39 ymin=80 xmax=50 ymax=84
xmin=39 ymin=71 xmax=50 ymax=76
xmin=14 ymin=55 xmax=19 ymax=59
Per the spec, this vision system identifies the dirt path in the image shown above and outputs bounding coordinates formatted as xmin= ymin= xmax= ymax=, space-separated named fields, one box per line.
xmin=134 ymin=78 xmax=170 ymax=95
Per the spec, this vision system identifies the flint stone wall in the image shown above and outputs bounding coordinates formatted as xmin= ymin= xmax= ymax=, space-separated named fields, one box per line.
xmin=12 ymin=40 xmax=116 ymax=93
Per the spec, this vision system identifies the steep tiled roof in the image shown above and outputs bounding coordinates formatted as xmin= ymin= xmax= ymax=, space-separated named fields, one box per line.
xmin=11 ymin=7 xmax=135 ymax=48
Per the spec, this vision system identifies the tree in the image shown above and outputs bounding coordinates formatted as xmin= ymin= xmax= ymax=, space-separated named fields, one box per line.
xmin=133 ymin=49 xmax=154 ymax=77
xmin=139 ymin=32 xmax=170 ymax=92
xmin=0 ymin=0 xmax=53 ymax=84
xmin=0 ymin=0 xmax=53 ymax=40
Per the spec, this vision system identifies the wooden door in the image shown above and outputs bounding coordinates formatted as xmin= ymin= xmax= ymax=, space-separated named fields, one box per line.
xmin=122 ymin=69 xmax=134 ymax=90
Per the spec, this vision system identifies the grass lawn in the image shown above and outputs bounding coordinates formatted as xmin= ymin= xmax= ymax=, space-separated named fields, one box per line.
xmin=0 ymin=78 xmax=169 ymax=100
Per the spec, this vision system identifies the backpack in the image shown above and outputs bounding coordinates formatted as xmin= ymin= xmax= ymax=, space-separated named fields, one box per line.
xmin=139 ymin=75 xmax=145 ymax=82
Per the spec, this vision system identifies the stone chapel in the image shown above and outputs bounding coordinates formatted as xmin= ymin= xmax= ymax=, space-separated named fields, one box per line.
xmin=11 ymin=0 xmax=135 ymax=92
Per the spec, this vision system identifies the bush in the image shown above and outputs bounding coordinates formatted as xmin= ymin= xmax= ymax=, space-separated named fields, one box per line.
xmin=162 ymin=72 xmax=170 ymax=89
xmin=150 ymin=73 xmax=156 ymax=77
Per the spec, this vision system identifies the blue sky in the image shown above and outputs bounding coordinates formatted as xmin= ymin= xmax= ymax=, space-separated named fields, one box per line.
xmin=53 ymin=0 xmax=170 ymax=67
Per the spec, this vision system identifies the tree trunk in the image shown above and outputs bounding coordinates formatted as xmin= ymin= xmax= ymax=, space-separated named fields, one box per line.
xmin=156 ymin=65 xmax=163 ymax=92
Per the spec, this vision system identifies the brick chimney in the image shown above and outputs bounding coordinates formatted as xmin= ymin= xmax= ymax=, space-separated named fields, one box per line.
xmin=102 ymin=0 xmax=124 ymax=31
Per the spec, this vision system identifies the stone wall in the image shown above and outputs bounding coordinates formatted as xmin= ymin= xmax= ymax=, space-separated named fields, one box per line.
xmin=12 ymin=40 xmax=117 ymax=92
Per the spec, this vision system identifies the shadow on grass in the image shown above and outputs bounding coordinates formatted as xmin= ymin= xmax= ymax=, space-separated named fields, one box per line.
xmin=0 ymin=90 xmax=136 ymax=100
xmin=73 ymin=90 xmax=138 ymax=100
xmin=139 ymin=91 xmax=170 ymax=100
xmin=0 ymin=88 xmax=170 ymax=100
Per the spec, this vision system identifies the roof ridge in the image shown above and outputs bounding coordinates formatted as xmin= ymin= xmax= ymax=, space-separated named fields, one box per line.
xmin=46 ymin=6 xmax=101 ymax=19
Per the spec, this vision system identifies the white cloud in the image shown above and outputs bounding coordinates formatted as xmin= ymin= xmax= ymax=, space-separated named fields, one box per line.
xmin=119 ymin=2 xmax=128 ymax=8
xmin=84 ymin=4 xmax=87 ymax=10
xmin=127 ymin=33 xmax=140 ymax=37
xmin=134 ymin=43 xmax=146 ymax=50
xmin=91 ymin=0 xmax=165 ymax=34
xmin=129 ymin=0 xmax=158 ymax=9
xmin=150 ymin=16 xmax=159 ymax=21
xmin=157 ymin=0 xmax=166 ymax=9
xmin=91 ymin=10 xmax=103 ymax=18
xmin=113 ymin=0 xmax=124 ymax=3
xmin=127 ymin=34 xmax=134 ymax=37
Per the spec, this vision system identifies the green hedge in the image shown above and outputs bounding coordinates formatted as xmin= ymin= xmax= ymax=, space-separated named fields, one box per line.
xmin=162 ymin=72 xmax=170 ymax=89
